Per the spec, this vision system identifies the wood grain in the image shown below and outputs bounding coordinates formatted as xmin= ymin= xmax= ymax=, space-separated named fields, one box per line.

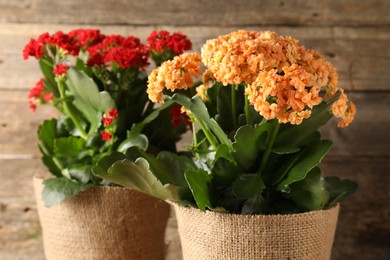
xmin=0 ymin=0 xmax=389 ymax=26
xmin=0 ymin=0 xmax=389 ymax=258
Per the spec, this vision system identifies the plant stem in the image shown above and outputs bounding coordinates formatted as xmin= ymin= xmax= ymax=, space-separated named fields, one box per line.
xmin=57 ymin=80 xmax=88 ymax=140
xmin=195 ymin=115 xmax=218 ymax=150
xmin=244 ymin=95 xmax=252 ymax=125
xmin=258 ymin=120 xmax=280 ymax=174
xmin=231 ymin=84 xmax=237 ymax=129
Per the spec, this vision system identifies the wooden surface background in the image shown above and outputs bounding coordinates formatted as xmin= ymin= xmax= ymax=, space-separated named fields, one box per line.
xmin=0 ymin=0 xmax=389 ymax=259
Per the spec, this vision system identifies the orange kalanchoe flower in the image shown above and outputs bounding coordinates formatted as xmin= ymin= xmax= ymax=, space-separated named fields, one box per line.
xmin=147 ymin=53 xmax=202 ymax=103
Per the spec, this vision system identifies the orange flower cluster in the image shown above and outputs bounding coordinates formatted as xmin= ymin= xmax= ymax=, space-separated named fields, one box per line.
xmin=147 ymin=30 xmax=356 ymax=127
xmin=147 ymin=53 xmax=202 ymax=103
xmin=201 ymin=30 xmax=355 ymax=127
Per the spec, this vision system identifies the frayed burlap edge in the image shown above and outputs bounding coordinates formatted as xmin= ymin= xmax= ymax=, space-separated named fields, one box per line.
xmin=173 ymin=202 xmax=339 ymax=260
xmin=34 ymin=176 xmax=170 ymax=260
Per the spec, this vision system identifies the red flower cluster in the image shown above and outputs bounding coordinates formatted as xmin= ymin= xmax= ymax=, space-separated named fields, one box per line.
xmin=101 ymin=108 xmax=119 ymax=141
xmin=170 ymin=105 xmax=191 ymax=127
xmin=23 ymin=31 xmax=81 ymax=60
xmin=147 ymin=30 xmax=192 ymax=55
xmin=52 ymin=64 xmax=70 ymax=76
xmin=87 ymin=35 xmax=149 ymax=69
xmin=28 ymin=79 xmax=53 ymax=111
xmin=23 ymin=29 xmax=150 ymax=70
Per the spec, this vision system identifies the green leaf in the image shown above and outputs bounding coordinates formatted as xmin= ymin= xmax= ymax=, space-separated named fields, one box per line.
xmin=62 ymin=164 xmax=92 ymax=184
xmin=42 ymin=177 xmax=94 ymax=207
xmin=66 ymin=68 xmax=115 ymax=134
xmin=325 ymin=176 xmax=358 ymax=207
xmin=92 ymin=151 xmax=127 ymax=177
xmin=185 ymin=169 xmax=213 ymax=211
xmin=232 ymin=123 xmax=268 ymax=170
xmin=66 ymin=68 xmax=115 ymax=112
xmin=39 ymin=57 xmax=59 ymax=98
xmin=131 ymin=99 xmax=175 ymax=135
xmin=285 ymin=167 xmax=329 ymax=211
xmin=99 ymin=158 xmax=181 ymax=201
xmin=277 ymin=139 xmax=333 ymax=192
xmin=117 ymin=133 xmax=149 ymax=153
xmin=233 ymin=174 xmax=265 ymax=199
xmin=211 ymin=158 xmax=242 ymax=187
xmin=271 ymin=145 xmax=300 ymax=154
xmin=171 ymin=94 xmax=232 ymax=147
xmin=38 ymin=119 xmax=58 ymax=156
xmin=54 ymin=136 xmax=93 ymax=159
xmin=241 ymin=194 xmax=266 ymax=215
xmin=213 ymin=143 xmax=235 ymax=165
xmin=275 ymin=96 xmax=339 ymax=147
xmin=157 ymin=151 xmax=197 ymax=187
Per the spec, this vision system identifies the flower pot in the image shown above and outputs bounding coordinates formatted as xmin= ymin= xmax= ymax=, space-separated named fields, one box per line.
xmin=173 ymin=203 xmax=339 ymax=260
xmin=33 ymin=176 xmax=170 ymax=260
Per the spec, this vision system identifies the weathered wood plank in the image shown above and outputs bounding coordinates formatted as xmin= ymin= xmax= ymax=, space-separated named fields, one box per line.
xmin=2 ymin=24 xmax=389 ymax=92
xmin=322 ymin=158 xmax=390 ymax=260
xmin=0 ymin=0 xmax=389 ymax=26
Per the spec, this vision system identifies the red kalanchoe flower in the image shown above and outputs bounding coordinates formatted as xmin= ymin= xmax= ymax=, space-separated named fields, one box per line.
xmin=47 ymin=31 xmax=80 ymax=56
xmin=28 ymin=79 xmax=52 ymax=112
xmin=22 ymin=32 xmax=50 ymax=60
xmin=170 ymin=105 xmax=191 ymax=127
xmin=147 ymin=30 xmax=192 ymax=55
xmin=86 ymin=35 xmax=149 ymax=69
xmin=68 ymin=29 xmax=105 ymax=47
xmin=52 ymin=64 xmax=70 ymax=76
xmin=101 ymin=131 xmax=112 ymax=141
xmin=108 ymin=108 xmax=119 ymax=118
xmin=102 ymin=115 xmax=113 ymax=126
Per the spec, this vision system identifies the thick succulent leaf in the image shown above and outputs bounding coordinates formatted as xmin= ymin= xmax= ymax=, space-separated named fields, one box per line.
xmin=275 ymin=95 xmax=339 ymax=147
xmin=212 ymin=158 xmax=242 ymax=187
xmin=107 ymin=158 xmax=181 ymax=201
xmin=171 ymin=94 xmax=232 ymax=147
xmin=232 ymin=123 xmax=268 ymax=170
xmin=131 ymin=99 xmax=174 ymax=135
xmin=241 ymin=194 xmax=266 ymax=215
xmin=42 ymin=177 xmax=94 ymax=207
xmin=285 ymin=167 xmax=329 ymax=211
xmin=54 ymin=136 xmax=93 ymax=159
xmin=157 ymin=151 xmax=197 ymax=187
xmin=39 ymin=57 xmax=59 ymax=97
xmin=325 ymin=176 xmax=358 ymax=207
xmin=66 ymin=68 xmax=114 ymax=134
xmin=185 ymin=168 xmax=213 ymax=211
xmin=66 ymin=68 xmax=115 ymax=112
xmin=277 ymin=139 xmax=333 ymax=192
xmin=92 ymin=151 xmax=127 ymax=177
xmin=62 ymin=164 xmax=92 ymax=184
xmin=38 ymin=119 xmax=58 ymax=156
xmin=233 ymin=173 xmax=265 ymax=199
xmin=117 ymin=132 xmax=149 ymax=153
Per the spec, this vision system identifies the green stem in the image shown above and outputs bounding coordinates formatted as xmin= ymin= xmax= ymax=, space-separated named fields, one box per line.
xmin=57 ymin=80 xmax=88 ymax=140
xmin=192 ymin=122 xmax=198 ymax=148
xmin=258 ymin=121 xmax=280 ymax=174
xmin=244 ymin=95 xmax=252 ymax=125
xmin=231 ymin=85 xmax=237 ymax=128
xmin=195 ymin=116 xmax=218 ymax=150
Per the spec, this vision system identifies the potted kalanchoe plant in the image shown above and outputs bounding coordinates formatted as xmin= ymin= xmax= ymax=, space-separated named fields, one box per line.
xmin=24 ymin=28 xmax=192 ymax=260
xmin=94 ymin=30 xmax=358 ymax=260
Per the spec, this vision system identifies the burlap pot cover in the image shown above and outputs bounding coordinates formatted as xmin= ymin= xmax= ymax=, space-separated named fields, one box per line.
xmin=173 ymin=203 xmax=340 ymax=260
xmin=34 ymin=176 xmax=170 ymax=260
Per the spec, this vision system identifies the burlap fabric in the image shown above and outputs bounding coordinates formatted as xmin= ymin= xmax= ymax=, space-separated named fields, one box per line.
xmin=173 ymin=203 xmax=339 ymax=260
xmin=34 ymin=176 xmax=170 ymax=260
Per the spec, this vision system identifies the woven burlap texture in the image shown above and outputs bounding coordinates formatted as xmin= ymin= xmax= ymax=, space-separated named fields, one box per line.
xmin=173 ymin=203 xmax=339 ymax=260
xmin=34 ymin=176 xmax=170 ymax=260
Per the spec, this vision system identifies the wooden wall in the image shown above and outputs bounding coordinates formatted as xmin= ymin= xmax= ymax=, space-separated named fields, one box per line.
xmin=1 ymin=0 xmax=389 ymax=259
